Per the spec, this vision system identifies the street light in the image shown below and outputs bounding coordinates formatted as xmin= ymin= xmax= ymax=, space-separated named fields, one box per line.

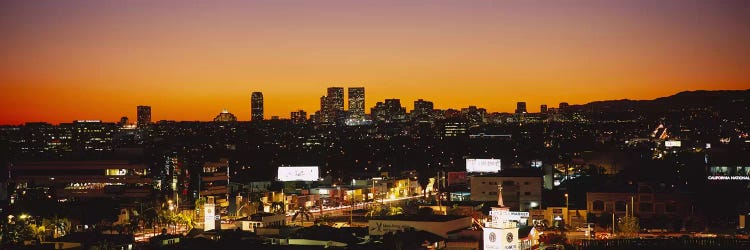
xmin=564 ymin=193 xmax=569 ymax=227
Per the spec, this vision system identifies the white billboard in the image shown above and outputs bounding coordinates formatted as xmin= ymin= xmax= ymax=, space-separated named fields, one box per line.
xmin=466 ymin=159 xmax=502 ymax=173
xmin=665 ymin=140 xmax=681 ymax=147
xmin=277 ymin=166 xmax=319 ymax=181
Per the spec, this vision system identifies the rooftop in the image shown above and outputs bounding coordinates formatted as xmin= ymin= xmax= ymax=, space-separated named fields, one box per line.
xmin=370 ymin=214 xmax=469 ymax=222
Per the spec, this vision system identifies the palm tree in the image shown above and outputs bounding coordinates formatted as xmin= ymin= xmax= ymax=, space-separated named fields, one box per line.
xmin=366 ymin=204 xmax=384 ymax=217
xmin=141 ymin=206 xmax=159 ymax=237
xmin=236 ymin=200 xmax=259 ymax=218
xmin=28 ymin=224 xmax=46 ymax=242
xmin=292 ymin=206 xmax=314 ymax=225
xmin=387 ymin=206 xmax=404 ymax=216
xmin=44 ymin=216 xmax=71 ymax=239
xmin=270 ymin=201 xmax=285 ymax=215
xmin=194 ymin=197 xmax=207 ymax=224
xmin=315 ymin=214 xmax=332 ymax=226
xmin=173 ymin=213 xmax=192 ymax=233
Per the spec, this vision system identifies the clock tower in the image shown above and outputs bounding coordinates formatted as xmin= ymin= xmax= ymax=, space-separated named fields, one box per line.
xmin=483 ymin=185 xmax=519 ymax=250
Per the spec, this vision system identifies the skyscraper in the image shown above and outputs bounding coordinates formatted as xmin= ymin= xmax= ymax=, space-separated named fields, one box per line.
xmin=515 ymin=102 xmax=527 ymax=114
xmin=137 ymin=105 xmax=151 ymax=127
xmin=291 ymin=110 xmax=307 ymax=124
xmin=412 ymin=99 xmax=434 ymax=122
xmin=371 ymin=99 xmax=406 ymax=123
xmin=214 ymin=109 xmax=237 ymax=122
xmin=540 ymin=104 xmax=548 ymax=114
xmin=319 ymin=87 xmax=344 ymax=124
xmin=327 ymin=87 xmax=344 ymax=111
xmin=251 ymin=92 xmax=264 ymax=121
xmin=347 ymin=87 xmax=365 ymax=122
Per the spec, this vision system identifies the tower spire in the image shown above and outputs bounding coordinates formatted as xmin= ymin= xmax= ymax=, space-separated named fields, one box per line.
xmin=497 ymin=184 xmax=504 ymax=207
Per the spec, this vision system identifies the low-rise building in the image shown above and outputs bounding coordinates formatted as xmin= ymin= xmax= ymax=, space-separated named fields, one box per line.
xmin=368 ymin=215 xmax=472 ymax=238
xmin=470 ymin=169 xmax=543 ymax=211
xmin=11 ymin=161 xmax=152 ymax=199
xmin=586 ymin=185 xmax=692 ymax=219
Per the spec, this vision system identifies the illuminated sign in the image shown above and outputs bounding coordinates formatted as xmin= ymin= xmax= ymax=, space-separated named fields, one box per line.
xmin=531 ymin=160 xmax=542 ymax=168
xmin=665 ymin=141 xmax=681 ymax=147
xmin=466 ymin=159 xmax=502 ymax=173
xmin=507 ymin=211 xmax=529 ymax=221
xmin=447 ymin=172 xmax=468 ymax=186
xmin=707 ymin=166 xmax=750 ymax=181
xmin=277 ymin=166 xmax=319 ymax=181
xmin=105 ymin=169 xmax=127 ymax=176
xmin=204 ymin=203 xmax=215 ymax=231
xmin=368 ymin=221 xmax=413 ymax=235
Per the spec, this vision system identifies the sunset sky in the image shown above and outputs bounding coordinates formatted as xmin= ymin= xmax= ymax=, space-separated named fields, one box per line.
xmin=1 ymin=0 xmax=749 ymax=125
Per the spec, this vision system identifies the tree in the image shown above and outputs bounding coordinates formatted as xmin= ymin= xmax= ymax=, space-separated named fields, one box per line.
xmin=539 ymin=233 xmax=568 ymax=245
xmin=586 ymin=212 xmax=599 ymax=224
xmin=417 ymin=173 xmax=434 ymax=198
xmin=194 ymin=197 xmax=207 ymax=220
xmin=417 ymin=207 xmax=434 ymax=216
xmin=387 ymin=206 xmax=404 ymax=216
xmin=617 ymin=215 xmax=640 ymax=238
xmin=598 ymin=212 xmax=613 ymax=230
xmin=28 ymin=224 xmax=46 ymax=242
xmin=44 ymin=216 xmax=71 ymax=239
xmin=366 ymin=204 xmax=384 ymax=217
xmin=174 ymin=212 xmax=195 ymax=232
xmin=270 ymin=202 xmax=285 ymax=215
xmin=236 ymin=199 xmax=259 ymax=218
xmin=292 ymin=206 xmax=314 ymax=225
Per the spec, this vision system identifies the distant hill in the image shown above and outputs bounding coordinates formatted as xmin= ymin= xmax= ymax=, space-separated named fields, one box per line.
xmin=569 ymin=89 xmax=750 ymax=114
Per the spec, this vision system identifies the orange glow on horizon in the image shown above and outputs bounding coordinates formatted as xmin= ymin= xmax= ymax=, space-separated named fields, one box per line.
xmin=1 ymin=1 xmax=748 ymax=125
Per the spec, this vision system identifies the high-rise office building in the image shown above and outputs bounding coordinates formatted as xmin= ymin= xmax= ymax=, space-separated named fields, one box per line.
xmin=461 ymin=106 xmax=487 ymax=124
xmin=540 ymin=104 xmax=548 ymax=114
xmin=318 ymin=87 xmax=344 ymax=124
xmin=251 ymin=92 xmax=264 ymax=121
xmin=413 ymin=99 xmax=434 ymax=115
xmin=291 ymin=110 xmax=307 ymax=124
xmin=515 ymin=102 xmax=527 ymax=114
xmin=412 ymin=99 xmax=435 ymax=122
xmin=348 ymin=87 xmax=365 ymax=122
xmin=327 ymin=87 xmax=344 ymax=111
xmin=137 ymin=105 xmax=151 ymax=127
xmin=214 ymin=109 xmax=237 ymax=122
xmin=118 ymin=116 xmax=129 ymax=126
xmin=371 ymin=99 xmax=406 ymax=123
xmin=559 ymin=102 xmax=569 ymax=110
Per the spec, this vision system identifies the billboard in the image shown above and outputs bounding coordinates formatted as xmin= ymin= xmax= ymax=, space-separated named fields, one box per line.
xmin=707 ymin=166 xmax=750 ymax=181
xmin=466 ymin=159 xmax=502 ymax=173
xmin=447 ymin=172 xmax=468 ymax=186
xmin=665 ymin=140 xmax=682 ymax=147
xmin=277 ymin=166 xmax=319 ymax=181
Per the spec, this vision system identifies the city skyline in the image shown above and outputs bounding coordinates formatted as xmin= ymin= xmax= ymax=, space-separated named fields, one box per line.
xmin=2 ymin=0 xmax=749 ymax=124
xmin=1 ymin=87 xmax=747 ymax=125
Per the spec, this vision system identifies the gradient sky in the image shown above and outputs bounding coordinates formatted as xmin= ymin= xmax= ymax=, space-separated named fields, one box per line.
xmin=1 ymin=0 xmax=749 ymax=125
